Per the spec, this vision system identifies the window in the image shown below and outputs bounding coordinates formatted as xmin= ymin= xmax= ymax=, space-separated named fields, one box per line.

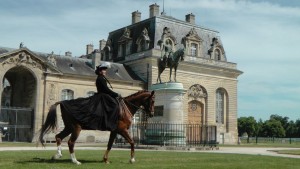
xmin=122 ymin=43 xmax=126 ymax=57
xmin=215 ymin=49 xmax=221 ymax=60
xmin=154 ymin=106 xmax=164 ymax=117
xmin=87 ymin=91 xmax=96 ymax=97
xmin=190 ymin=43 xmax=197 ymax=57
xmin=61 ymin=89 xmax=74 ymax=100
xmin=216 ymin=89 xmax=224 ymax=124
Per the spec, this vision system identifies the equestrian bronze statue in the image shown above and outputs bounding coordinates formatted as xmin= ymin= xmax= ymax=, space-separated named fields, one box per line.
xmin=157 ymin=48 xmax=185 ymax=83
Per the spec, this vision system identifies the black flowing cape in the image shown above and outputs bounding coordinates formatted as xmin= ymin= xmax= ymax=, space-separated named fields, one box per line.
xmin=60 ymin=93 xmax=119 ymax=131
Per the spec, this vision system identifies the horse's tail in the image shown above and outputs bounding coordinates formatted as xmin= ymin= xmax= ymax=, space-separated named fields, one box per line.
xmin=39 ymin=102 xmax=61 ymax=146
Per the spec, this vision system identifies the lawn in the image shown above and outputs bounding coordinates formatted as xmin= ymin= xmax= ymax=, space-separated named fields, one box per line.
xmin=0 ymin=150 xmax=300 ymax=169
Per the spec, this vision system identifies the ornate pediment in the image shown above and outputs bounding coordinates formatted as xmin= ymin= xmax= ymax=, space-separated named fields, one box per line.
xmin=157 ymin=27 xmax=177 ymax=47
xmin=118 ymin=27 xmax=132 ymax=43
xmin=207 ymin=37 xmax=226 ymax=61
xmin=182 ymin=28 xmax=202 ymax=43
xmin=136 ymin=28 xmax=150 ymax=44
xmin=0 ymin=48 xmax=62 ymax=74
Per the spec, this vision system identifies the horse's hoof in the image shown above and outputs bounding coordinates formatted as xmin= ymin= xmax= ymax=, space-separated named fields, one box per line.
xmin=52 ymin=153 xmax=62 ymax=160
xmin=72 ymin=160 xmax=81 ymax=165
xmin=130 ymin=158 xmax=135 ymax=163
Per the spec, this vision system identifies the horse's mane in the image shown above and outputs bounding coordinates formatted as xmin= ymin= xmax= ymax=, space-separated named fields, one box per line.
xmin=124 ymin=90 xmax=149 ymax=99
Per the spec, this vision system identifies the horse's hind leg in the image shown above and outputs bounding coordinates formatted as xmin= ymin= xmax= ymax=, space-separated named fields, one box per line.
xmin=68 ymin=125 xmax=82 ymax=165
xmin=52 ymin=127 xmax=72 ymax=160
xmin=103 ymin=131 xmax=117 ymax=164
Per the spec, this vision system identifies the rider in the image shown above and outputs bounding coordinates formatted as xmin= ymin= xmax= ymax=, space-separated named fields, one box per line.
xmin=94 ymin=62 xmax=122 ymax=130
xmin=161 ymin=39 xmax=173 ymax=67
xmin=95 ymin=63 xmax=121 ymax=98
xmin=59 ymin=62 xmax=122 ymax=131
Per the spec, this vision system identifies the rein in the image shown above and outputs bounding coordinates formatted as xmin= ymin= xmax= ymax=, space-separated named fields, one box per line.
xmin=123 ymin=98 xmax=147 ymax=113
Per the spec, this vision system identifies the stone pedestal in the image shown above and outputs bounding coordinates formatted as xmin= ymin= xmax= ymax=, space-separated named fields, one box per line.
xmin=145 ymin=82 xmax=187 ymax=145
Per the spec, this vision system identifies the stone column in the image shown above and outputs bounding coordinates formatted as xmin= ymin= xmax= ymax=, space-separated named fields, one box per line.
xmin=146 ymin=82 xmax=186 ymax=145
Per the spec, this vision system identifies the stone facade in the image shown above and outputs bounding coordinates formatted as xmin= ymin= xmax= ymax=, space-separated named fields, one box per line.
xmin=101 ymin=4 xmax=243 ymax=144
xmin=0 ymin=4 xmax=242 ymax=144
xmin=0 ymin=47 xmax=144 ymax=143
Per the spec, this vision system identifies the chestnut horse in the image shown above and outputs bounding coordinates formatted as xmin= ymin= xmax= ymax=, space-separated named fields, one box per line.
xmin=39 ymin=90 xmax=155 ymax=165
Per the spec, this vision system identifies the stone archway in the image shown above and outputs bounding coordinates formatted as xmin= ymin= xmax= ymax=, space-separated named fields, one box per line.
xmin=1 ymin=66 xmax=36 ymax=142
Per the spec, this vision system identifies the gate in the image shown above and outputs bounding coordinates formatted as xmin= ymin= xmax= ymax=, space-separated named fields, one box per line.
xmin=0 ymin=107 xmax=33 ymax=142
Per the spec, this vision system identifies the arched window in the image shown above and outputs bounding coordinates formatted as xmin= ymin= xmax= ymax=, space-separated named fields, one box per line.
xmin=215 ymin=49 xmax=221 ymax=61
xmin=87 ymin=91 xmax=96 ymax=97
xmin=61 ymin=89 xmax=74 ymax=100
xmin=216 ymin=88 xmax=225 ymax=124
xmin=190 ymin=43 xmax=197 ymax=57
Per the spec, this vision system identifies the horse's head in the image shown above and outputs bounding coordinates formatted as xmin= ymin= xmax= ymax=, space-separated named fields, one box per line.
xmin=141 ymin=91 xmax=155 ymax=117
xmin=125 ymin=90 xmax=155 ymax=118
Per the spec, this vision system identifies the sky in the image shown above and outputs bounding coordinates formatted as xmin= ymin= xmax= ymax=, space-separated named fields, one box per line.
xmin=1 ymin=0 xmax=300 ymax=121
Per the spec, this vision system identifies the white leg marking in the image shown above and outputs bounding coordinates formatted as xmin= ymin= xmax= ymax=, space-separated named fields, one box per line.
xmin=130 ymin=157 xmax=135 ymax=163
xmin=70 ymin=153 xmax=81 ymax=165
xmin=52 ymin=145 xmax=62 ymax=159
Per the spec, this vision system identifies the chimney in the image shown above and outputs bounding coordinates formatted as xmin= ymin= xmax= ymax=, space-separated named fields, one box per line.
xmin=86 ymin=44 xmax=94 ymax=55
xmin=149 ymin=3 xmax=159 ymax=18
xmin=99 ymin=39 xmax=106 ymax=51
xmin=186 ymin=13 xmax=195 ymax=24
xmin=92 ymin=49 xmax=101 ymax=69
xmin=65 ymin=51 xmax=72 ymax=57
xmin=132 ymin=10 xmax=141 ymax=24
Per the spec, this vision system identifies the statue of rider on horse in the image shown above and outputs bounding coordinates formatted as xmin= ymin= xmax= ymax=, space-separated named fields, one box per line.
xmin=157 ymin=38 xmax=185 ymax=83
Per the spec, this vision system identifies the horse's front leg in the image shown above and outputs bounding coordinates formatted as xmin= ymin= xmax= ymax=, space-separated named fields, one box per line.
xmin=119 ymin=129 xmax=135 ymax=163
xmin=103 ymin=131 xmax=117 ymax=164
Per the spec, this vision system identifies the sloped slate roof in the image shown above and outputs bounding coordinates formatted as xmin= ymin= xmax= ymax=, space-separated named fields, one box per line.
xmin=0 ymin=47 xmax=142 ymax=82
xmin=107 ymin=14 xmax=223 ymax=60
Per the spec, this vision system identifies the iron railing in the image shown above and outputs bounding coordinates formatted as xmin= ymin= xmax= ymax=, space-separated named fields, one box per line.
xmin=0 ymin=107 xmax=33 ymax=142
xmin=116 ymin=122 xmax=218 ymax=147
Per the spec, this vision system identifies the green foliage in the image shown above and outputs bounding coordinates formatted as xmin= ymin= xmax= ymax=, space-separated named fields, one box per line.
xmin=238 ymin=116 xmax=257 ymax=137
xmin=261 ymin=119 xmax=285 ymax=137
xmin=239 ymin=114 xmax=300 ymax=138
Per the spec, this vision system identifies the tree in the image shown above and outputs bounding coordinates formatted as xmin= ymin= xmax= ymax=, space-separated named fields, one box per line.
xmin=270 ymin=114 xmax=289 ymax=129
xmin=286 ymin=120 xmax=298 ymax=138
xmin=295 ymin=119 xmax=300 ymax=137
xmin=261 ymin=119 xmax=285 ymax=137
xmin=238 ymin=116 xmax=257 ymax=143
xmin=256 ymin=119 xmax=264 ymax=137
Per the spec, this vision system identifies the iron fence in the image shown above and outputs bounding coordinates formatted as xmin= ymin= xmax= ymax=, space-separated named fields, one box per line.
xmin=116 ymin=122 xmax=218 ymax=147
xmin=0 ymin=107 xmax=33 ymax=142
xmin=239 ymin=137 xmax=300 ymax=145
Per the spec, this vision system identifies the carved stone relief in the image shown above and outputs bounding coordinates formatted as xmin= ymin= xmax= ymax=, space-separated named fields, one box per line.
xmin=47 ymin=51 xmax=57 ymax=66
xmin=2 ymin=52 xmax=43 ymax=70
xmin=47 ymin=83 xmax=57 ymax=106
xmin=188 ymin=84 xmax=207 ymax=100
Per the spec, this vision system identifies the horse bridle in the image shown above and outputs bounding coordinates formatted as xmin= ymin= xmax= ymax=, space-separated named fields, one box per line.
xmin=123 ymin=95 xmax=153 ymax=116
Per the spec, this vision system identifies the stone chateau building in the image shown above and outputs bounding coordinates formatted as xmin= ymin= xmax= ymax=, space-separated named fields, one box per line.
xmin=0 ymin=4 xmax=242 ymax=144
